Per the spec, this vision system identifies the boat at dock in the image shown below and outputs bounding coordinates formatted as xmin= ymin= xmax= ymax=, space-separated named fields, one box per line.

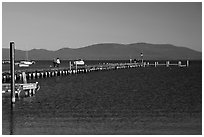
xmin=18 ymin=49 xmax=35 ymax=67
xmin=18 ymin=60 xmax=35 ymax=67
xmin=2 ymin=60 xmax=10 ymax=64
xmin=20 ymin=60 xmax=35 ymax=65
xmin=18 ymin=63 xmax=30 ymax=67
xmin=73 ymin=59 xmax=85 ymax=65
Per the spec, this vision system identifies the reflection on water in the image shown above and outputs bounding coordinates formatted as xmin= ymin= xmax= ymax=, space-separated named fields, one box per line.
xmin=2 ymin=61 xmax=202 ymax=134
xmin=9 ymin=104 xmax=15 ymax=135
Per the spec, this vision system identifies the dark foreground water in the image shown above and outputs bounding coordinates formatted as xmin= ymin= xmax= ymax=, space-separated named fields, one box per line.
xmin=2 ymin=61 xmax=202 ymax=134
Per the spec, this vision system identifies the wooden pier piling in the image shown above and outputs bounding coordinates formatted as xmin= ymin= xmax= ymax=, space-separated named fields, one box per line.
xmin=41 ymin=72 xmax=44 ymax=78
xmin=69 ymin=61 xmax=72 ymax=70
xmin=3 ymin=75 xmax=6 ymax=82
xmin=33 ymin=73 xmax=36 ymax=79
xmin=37 ymin=73 xmax=40 ymax=78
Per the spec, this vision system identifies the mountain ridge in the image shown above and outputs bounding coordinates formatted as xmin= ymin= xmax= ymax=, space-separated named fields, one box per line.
xmin=2 ymin=43 xmax=202 ymax=60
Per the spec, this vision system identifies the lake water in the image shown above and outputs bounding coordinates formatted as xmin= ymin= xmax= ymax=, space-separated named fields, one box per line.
xmin=2 ymin=61 xmax=202 ymax=134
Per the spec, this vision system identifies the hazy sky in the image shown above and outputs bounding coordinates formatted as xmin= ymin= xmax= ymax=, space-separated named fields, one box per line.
xmin=2 ymin=2 xmax=202 ymax=51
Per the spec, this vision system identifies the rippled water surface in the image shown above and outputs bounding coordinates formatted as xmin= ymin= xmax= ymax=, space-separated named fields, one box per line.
xmin=2 ymin=61 xmax=202 ymax=134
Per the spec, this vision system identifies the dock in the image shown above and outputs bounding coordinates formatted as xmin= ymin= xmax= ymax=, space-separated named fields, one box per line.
xmin=2 ymin=82 xmax=40 ymax=98
xmin=2 ymin=60 xmax=189 ymax=83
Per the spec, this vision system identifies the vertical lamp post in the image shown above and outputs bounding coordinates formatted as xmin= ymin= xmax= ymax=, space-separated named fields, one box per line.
xmin=187 ymin=60 xmax=189 ymax=67
xmin=140 ymin=52 xmax=143 ymax=66
xmin=75 ymin=63 xmax=77 ymax=73
xmin=10 ymin=41 xmax=15 ymax=104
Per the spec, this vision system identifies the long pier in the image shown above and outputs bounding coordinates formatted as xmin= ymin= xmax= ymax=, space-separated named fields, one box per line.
xmin=2 ymin=60 xmax=189 ymax=83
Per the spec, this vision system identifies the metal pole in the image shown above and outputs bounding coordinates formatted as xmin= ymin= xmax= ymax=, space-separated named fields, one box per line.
xmin=187 ymin=60 xmax=189 ymax=67
xmin=10 ymin=42 xmax=15 ymax=104
xmin=141 ymin=52 xmax=143 ymax=66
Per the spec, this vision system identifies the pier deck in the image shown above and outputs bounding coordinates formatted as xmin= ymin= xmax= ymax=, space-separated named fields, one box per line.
xmin=2 ymin=82 xmax=40 ymax=97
